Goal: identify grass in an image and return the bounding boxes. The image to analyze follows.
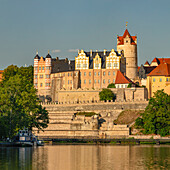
[76,112,99,117]
[114,109,144,125]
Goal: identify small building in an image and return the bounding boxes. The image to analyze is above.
[146,62,170,98]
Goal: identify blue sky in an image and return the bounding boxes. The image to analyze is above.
[0,0,170,69]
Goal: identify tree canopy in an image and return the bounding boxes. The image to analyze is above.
[135,90,170,136]
[107,83,116,88]
[0,65,49,139]
[99,89,116,101]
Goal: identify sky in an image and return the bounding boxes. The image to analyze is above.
[0,0,170,69]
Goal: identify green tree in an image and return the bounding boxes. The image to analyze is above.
[107,83,116,88]
[127,83,132,88]
[0,65,49,139]
[135,90,170,136]
[99,89,116,101]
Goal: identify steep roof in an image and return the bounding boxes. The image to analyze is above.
[117,29,137,45]
[115,70,132,84]
[147,63,170,76]
[144,61,150,66]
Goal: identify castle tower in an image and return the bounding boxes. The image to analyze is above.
[117,29,137,80]
[33,51,40,89]
[45,51,52,95]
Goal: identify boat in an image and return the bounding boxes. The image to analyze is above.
[13,128,44,147]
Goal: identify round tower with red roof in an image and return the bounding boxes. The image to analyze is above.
[117,28,137,80]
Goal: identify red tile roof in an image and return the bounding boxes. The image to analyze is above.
[151,57,170,65]
[158,58,170,64]
[147,63,170,76]
[144,61,150,66]
[138,66,140,72]
[117,29,137,45]
[115,71,132,84]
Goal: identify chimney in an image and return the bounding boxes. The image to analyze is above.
[65,58,68,63]
[104,49,107,55]
[90,50,92,57]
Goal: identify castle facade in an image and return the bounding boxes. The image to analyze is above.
[34,28,138,101]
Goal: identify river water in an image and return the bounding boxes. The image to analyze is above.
[0,145,169,170]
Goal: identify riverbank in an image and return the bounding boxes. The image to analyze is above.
[45,137,170,145]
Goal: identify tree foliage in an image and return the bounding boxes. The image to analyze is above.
[99,89,116,101]
[107,83,116,88]
[0,65,49,139]
[135,90,170,136]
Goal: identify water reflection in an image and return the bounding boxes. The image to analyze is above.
[0,145,169,170]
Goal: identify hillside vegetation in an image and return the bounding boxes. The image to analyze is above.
[114,110,144,125]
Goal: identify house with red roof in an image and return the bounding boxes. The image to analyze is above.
[146,62,170,98]
[115,70,134,88]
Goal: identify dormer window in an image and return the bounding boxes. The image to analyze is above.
[126,40,128,43]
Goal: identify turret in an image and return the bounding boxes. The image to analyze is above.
[34,51,40,89]
[117,28,137,80]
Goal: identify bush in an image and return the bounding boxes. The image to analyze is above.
[135,117,144,129]
[99,89,116,101]
[107,83,116,88]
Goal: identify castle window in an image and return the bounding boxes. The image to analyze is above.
[46,75,50,78]
[68,73,69,76]
[103,79,105,84]
[95,64,99,68]
[89,72,91,76]
[42,67,44,70]
[94,79,96,84]
[107,63,111,67]
[77,64,81,68]
[46,66,50,70]
[94,72,96,76]
[89,80,91,84]
[40,83,43,87]
[114,63,118,67]
[71,73,72,76]
[39,67,41,71]
[35,75,37,79]
[98,72,100,76]
[35,67,38,71]
[84,72,86,76]
[153,78,155,82]
[83,64,87,68]
[34,83,37,87]
[70,80,72,84]
[126,40,128,43]
[121,85,123,88]
[113,71,115,76]
[113,79,115,83]
[98,79,100,83]
[103,72,105,76]
[108,79,110,83]
[39,74,43,78]
[160,78,162,82]
[108,71,110,75]
[84,80,86,84]
[117,85,119,88]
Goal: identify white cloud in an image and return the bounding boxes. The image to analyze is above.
[52,49,61,53]
[68,49,79,52]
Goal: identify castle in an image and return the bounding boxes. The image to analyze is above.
[34,28,138,101]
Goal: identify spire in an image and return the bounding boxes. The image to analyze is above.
[126,21,128,28]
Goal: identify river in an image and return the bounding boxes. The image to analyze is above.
[0,145,169,170]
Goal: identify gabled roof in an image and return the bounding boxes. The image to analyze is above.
[115,70,132,84]
[144,61,150,66]
[117,29,137,45]
[158,58,170,64]
[147,63,170,76]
